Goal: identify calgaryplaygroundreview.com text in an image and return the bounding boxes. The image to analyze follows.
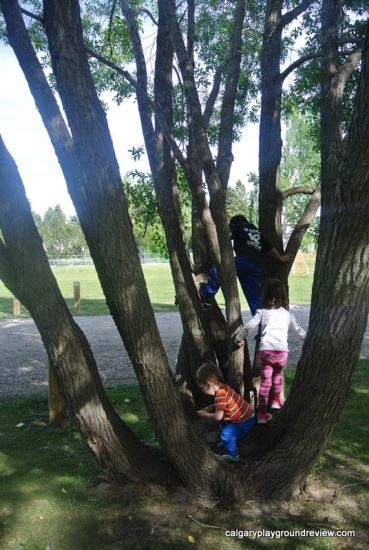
[224,528,356,540]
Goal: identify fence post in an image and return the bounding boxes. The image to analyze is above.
[13,297,21,316]
[73,281,80,313]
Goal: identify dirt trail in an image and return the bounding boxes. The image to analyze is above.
[1,306,368,396]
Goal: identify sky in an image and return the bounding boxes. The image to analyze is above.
[0,43,259,218]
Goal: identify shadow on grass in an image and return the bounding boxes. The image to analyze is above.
[1,364,369,548]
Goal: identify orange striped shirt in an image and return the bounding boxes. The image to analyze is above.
[214,384,253,423]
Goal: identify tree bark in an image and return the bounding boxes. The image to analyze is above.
[259,0,320,282]
[2,0,242,494]
[48,361,67,427]
[240,7,369,499]
[0,135,171,483]
[2,0,368,502]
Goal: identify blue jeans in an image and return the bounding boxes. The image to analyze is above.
[201,257,262,315]
[219,416,255,457]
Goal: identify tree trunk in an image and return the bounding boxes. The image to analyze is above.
[2,0,244,495]
[259,0,320,283]
[48,361,67,427]
[259,0,284,270]
[0,135,171,484]
[2,0,368,502]
[240,7,369,499]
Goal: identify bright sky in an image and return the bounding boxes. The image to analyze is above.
[0,43,259,218]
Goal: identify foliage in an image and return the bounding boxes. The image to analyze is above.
[123,163,193,258]
[281,111,321,250]
[226,178,258,224]
[33,205,88,258]
[192,0,263,142]
[283,2,368,140]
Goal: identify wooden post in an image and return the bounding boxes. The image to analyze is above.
[48,362,67,426]
[73,281,80,313]
[13,297,21,316]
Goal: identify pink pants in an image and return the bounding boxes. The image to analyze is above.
[258,350,288,416]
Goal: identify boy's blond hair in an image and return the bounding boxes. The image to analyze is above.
[196,362,224,386]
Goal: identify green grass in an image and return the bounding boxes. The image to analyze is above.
[1,360,368,549]
[0,256,315,318]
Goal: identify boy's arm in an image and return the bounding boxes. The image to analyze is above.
[197,404,215,413]
[197,408,224,421]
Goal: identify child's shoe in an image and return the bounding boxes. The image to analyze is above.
[270,401,281,410]
[222,454,240,463]
[257,412,272,424]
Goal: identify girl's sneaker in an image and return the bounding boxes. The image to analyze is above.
[270,401,281,410]
[257,412,272,424]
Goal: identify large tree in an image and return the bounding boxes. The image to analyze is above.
[0,0,368,500]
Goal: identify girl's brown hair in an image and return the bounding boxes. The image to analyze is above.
[261,278,289,309]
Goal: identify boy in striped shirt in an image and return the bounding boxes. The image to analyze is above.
[196,362,254,462]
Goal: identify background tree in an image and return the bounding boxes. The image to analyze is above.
[281,111,321,250]
[33,205,88,258]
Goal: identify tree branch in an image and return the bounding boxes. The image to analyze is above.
[141,8,158,27]
[277,186,321,281]
[203,62,225,129]
[333,46,363,91]
[20,6,43,23]
[107,0,118,57]
[281,0,317,28]
[282,186,317,200]
[119,0,159,174]
[86,49,188,174]
[216,0,247,188]
[280,51,321,82]
[187,0,195,61]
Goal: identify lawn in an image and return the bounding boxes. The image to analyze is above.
[0,255,315,318]
[0,360,368,549]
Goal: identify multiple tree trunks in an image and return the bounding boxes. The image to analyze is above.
[0,0,368,500]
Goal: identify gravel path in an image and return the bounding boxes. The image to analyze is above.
[1,306,368,397]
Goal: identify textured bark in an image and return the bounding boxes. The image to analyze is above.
[259,0,320,281]
[216,0,247,187]
[240,7,369,499]
[259,0,284,258]
[2,0,242,494]
[3,0,368,502]
[0,135,170,483]
[167,0,245,390]
[120,0,217,407]
[48,362,67,427]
